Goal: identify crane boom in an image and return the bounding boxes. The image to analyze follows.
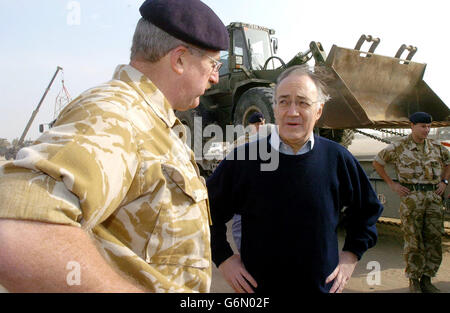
[18,66,63,145]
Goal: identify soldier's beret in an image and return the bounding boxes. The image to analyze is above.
[139,0,229,51]
[249,112,265,124]
[409,112,432,124]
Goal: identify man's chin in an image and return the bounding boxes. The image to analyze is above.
[190,98,200,109]
[176,99,200,112]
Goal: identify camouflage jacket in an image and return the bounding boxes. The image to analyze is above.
[0,65,212,292]
[375,134,450,184]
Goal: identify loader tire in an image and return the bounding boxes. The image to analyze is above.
[233,87,275,126]
[318,128,354,148]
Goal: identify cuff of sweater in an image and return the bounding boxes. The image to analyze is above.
[212,244,234,267]
[342,241,367,261]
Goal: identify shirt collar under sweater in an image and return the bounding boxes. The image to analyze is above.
[270,127,314,155]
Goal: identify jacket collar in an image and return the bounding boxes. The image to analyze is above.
[113,64,177,128]
[406,134,431,154]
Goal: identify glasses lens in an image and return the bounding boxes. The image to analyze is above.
[214,61,222,72]
[188,46,222,72]
[207,55,221,72]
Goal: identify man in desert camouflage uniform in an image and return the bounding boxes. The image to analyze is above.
[373,112,450,293]
[0,0,228,292]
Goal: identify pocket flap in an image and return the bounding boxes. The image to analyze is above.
[161,163,208,203]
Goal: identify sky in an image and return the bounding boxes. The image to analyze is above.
[0,0,448,142]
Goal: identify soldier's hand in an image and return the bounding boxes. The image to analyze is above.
[218,254,257,293]
[390,182,410,197]
[435,182,447,196]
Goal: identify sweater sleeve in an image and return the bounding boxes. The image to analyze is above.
[340,152,384,260]
[207,156,237,267]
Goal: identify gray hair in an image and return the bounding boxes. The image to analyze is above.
[130,18,186,62]
[272,64,331,108]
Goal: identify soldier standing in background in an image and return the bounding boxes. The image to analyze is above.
[373,112,450,293]
[0,0,228,292]
[247,112,266,133]
[231,112,266,148]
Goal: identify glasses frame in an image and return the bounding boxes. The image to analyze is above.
[276,97,318,111]
[187,46,222,73]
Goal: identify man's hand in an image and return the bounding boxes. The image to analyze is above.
[435,182,447,196]
[389,182,411,197]
[373,161,409,197]
[218,254,257,293]
[325,251,358,293]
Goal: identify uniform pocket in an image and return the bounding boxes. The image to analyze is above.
[144,163,210,269]
[425,159,443,181]
[397,158,419,181]
[429,192,445,235]
[161,163,208,203]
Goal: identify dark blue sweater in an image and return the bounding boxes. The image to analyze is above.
[207,135,383,293]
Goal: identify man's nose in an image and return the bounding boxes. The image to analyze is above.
[287,103,299,116]
[209,70,219,84]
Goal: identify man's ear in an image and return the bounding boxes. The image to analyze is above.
[315,102,325,121]
[170,46,188,75]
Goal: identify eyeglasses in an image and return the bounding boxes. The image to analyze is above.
[187,46,223,73]
[205,54,223,73]
[277,98,317,110]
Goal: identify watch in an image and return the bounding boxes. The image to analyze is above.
[441,179,449,185]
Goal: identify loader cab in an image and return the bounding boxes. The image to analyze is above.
[226,22,277,74]
[245,26,275,70]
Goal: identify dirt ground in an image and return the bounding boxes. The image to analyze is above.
[210,221,450,293]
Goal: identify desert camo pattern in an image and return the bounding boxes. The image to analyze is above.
[399,191,444,279]
[375,134,449,279]
[0,64,212,292]
[375,134,450,184]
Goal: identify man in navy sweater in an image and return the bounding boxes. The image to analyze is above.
[207,65,383,293]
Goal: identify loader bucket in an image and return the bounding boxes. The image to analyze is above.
[316,45,450,129]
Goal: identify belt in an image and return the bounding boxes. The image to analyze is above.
[401,183,437,192]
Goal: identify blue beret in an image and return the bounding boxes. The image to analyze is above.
[249,112,265,124]
[139,0,229,51]
[409,112,432,124]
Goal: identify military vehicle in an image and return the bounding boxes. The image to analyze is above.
[175,22,450,149]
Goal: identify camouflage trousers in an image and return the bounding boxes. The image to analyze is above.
[399,191,445,279]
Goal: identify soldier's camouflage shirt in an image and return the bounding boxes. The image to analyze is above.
[375,134,450,184]
[0,64,212,292]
